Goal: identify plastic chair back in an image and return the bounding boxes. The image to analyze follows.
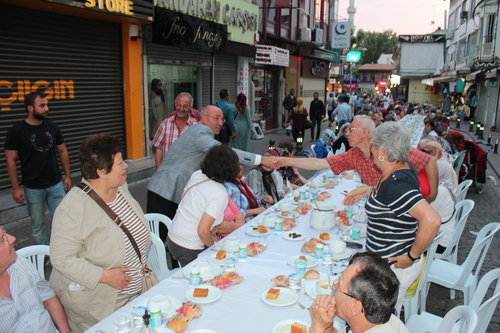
[310,144,316,157]
[335,143,346,155]
[456,179,473,202]
[16,245,50,279]
[144,213,172,237]
[469,268,500,333]
[437,305,477,333]
[456,223,500,288]
[453,151,467,180]
[436,199,475,263]
[146,232,170,281]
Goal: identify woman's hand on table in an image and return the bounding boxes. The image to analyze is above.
[261,195,274,205]
[388,254,414,269]
[342,185,371,206]
[100,267,131,290]
[310,295,337,333]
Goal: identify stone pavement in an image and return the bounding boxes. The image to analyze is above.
[3,119,500,331]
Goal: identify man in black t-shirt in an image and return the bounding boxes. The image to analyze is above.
[309,92,325,141]
[5,92,71,245]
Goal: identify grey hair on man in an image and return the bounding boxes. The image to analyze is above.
[176,92,193,106]
[353,115,375,134]
[370,121,411,163]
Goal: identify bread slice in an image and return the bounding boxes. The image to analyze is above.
[266,288,280,300]
[216,249,226,260]
[291,322,307,333]
[319,233,330,240]
[305,269,320,280]
[257,225,268,233]
[299,255,307,261]
[193,288,209,297]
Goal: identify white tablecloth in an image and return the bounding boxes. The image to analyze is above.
[86,170,365,333]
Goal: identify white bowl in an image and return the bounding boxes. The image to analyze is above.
[224,237,239,252]
[194,262,212,276]
[147,296,171,316]
[329,239,346,254]
[263,215,276,228]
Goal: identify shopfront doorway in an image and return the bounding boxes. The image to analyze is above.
[251,67,279,130]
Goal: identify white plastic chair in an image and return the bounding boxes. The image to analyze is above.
[455,179,473,202]
[435,199,475,265]
[147,232,178,281]
[469,268,500,333]
[424,222,500,306]
[334,142,346,155]
[144,213,172,238]
[401,233,443,323]
[16,245,50,279]
[453,151,467,181]
[310,144,317,157]
[406,305,478,333]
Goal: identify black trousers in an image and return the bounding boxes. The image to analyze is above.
[310,118,322,140]
[146,190,180,268]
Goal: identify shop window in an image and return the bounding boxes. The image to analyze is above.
[251,67,275,125]
[146,64,197,150]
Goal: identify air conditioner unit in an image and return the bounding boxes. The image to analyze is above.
[312,28,323,43]
[300,27,311,41]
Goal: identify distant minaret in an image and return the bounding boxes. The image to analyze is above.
[347,0,356,30]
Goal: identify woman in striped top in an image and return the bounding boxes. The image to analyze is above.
[365,122,440,308]
[49,135,152,332]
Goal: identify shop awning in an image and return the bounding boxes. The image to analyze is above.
[421,75,455,86]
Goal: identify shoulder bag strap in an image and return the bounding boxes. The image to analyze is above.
[77,182,143,262]
[180,178,211,200]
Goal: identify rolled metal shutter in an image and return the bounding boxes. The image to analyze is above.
[0,4,124,188]
[214,55,237,101]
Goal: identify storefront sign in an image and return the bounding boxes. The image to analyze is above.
[313,49,340,63]
[237,57,249,97]
[0,79,75,111]
[45,0,153,21]
[399,34,446,43]
[345,51,361,63]
[153,7,227,52]
[302,59,328,78]
[255,45,289,67]
[331,21,350,49]
[156,0,258,33]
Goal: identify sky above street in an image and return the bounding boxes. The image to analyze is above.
[337,0,450,35]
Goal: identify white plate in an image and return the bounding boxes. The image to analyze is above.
[287,255,318,268]
[207,253,237,267]
[277,211,299,219]
[188,330,217,333]
[331,248,353,260]
[183,263,223,281]
[272,319,311,333]
[245,226,273,237]
[144,295,182,320]
[281,231,306,241]
[185,285,222,304]
[261,287,298,307]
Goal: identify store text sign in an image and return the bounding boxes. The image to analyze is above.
[0,80,75,111]
[157,0,258,33]
[255,46,289,67]
[84,0,133,15]
[153,7,227,52]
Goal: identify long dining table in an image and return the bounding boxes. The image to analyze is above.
[87,169,367,333]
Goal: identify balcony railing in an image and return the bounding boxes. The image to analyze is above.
[475,41,494,61]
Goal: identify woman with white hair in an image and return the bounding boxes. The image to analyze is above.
[366,122,441,308]
[420,139,458,193]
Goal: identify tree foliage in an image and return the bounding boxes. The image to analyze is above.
[352,29,399,65]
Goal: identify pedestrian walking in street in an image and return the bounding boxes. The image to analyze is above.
[214,89,235,144]
[326,92,336,127]
[282,88,297,127]
[289,97,308,142]
[309,92,325,142]
[4,91,71,245]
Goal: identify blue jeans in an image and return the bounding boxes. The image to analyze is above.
[24,181,65,245]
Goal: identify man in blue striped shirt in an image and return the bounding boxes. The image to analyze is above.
[0,227,70,333]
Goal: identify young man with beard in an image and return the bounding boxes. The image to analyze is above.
[5,91,71,245]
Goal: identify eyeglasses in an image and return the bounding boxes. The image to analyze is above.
[1,226,9,246]
[349,127,360,131]
[332,281,359,300]
[205,115,224,122]
[175,103,191,109]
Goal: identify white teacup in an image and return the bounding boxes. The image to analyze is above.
[316,279,332,295]
[263,215,275,228]
[224,237,239,252]
[147,296,171,316]
[329,239,346,254]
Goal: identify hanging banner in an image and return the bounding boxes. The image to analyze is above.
[331,21,351,49]
[153,6,227,52]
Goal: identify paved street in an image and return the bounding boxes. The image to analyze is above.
[5,121,500,331]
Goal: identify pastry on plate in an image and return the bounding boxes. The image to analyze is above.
[305,269,320,280]
[177,302,202,318]
[215,249,226,260]
[192,288,208,297]
[266,288,280,300]
[319,233,330,240]
[271,275,290,287]
[167,314,191,333]
[257,225,268,233]
[291,322,307,333]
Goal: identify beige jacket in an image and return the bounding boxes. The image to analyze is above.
[49,180,150,332]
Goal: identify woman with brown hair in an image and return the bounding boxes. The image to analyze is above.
[289,97,308,142]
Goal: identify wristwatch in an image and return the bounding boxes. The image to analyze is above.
[407,251,419,262]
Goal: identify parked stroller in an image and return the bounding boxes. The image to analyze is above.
[449,130,488,193]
